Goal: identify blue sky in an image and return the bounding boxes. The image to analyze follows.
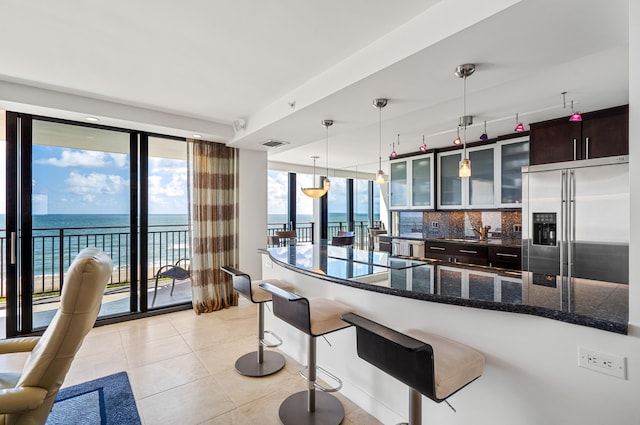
[30,145,188,215]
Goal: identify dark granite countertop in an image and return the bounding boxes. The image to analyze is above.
[265,243,627,334]
[384,234,522,248]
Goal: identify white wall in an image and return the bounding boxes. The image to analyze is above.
[628,0,639,326]
[262,254,640,425]
[237,148,268,279]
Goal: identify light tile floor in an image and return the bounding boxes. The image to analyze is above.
[2,297,383,425]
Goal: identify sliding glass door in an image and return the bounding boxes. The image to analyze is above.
[4,113,192,337]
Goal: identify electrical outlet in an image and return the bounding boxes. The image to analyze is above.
[513,224,522,232]
[431,221,438,228]
[578,346,627,379]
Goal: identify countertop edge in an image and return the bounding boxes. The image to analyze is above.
[264,250,627,335]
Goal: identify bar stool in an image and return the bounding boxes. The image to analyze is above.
[220,266,288,377]
[341,313,485,425]
[259,282,352,425]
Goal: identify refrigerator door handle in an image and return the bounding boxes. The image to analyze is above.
[585,137,589,159]
[560,170,566,283]
[573,138,577,161]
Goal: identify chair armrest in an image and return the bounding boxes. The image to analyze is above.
[0,387,48,413]
[259,282,303,301]
[0,337,40,354]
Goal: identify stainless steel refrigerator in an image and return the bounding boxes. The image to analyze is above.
[522,155,629,312]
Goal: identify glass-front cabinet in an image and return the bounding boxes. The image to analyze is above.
[390,153,434,209]
[498,136,529,207]
[390,160,408,208]
[392,137,528,210]
[466,145,495,208]
[438,151,463,208]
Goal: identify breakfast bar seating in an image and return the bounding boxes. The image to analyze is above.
[259,282,352,425]
[220,266,289,377]
[341,312,485,425]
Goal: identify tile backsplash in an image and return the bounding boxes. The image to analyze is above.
[395,210,522,240]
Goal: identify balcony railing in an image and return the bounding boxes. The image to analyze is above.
[0,224,190,299]
[267,220,382,248]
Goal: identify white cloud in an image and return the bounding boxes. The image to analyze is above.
[36,149,128,168]
[65,171,129,202]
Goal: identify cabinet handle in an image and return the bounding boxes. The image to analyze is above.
[573,138,577,161]
[429,246,446,251]
[585,137,589,159]
[459,249,477,254]
[496,252,518,258]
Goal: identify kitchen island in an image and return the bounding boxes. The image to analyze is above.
[264,242,627,333]
[259,242,636,425]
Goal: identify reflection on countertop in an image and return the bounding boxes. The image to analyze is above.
[265,243,627,334]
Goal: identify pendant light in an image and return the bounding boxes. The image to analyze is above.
[391,134,400,158]
[455,63,475,178]
[301,156,328,198]
[480,120,488,141]
[420,135,427,152]
[514,113,525,132]
[452,126,462,145]
[373,98,388,184]
[322,119,333,191]
[569,101,582,122]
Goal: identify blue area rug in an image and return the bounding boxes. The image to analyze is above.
[46,372,141,425]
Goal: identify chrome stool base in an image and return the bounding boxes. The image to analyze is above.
[279,391,345,425]
[234,350,286,377]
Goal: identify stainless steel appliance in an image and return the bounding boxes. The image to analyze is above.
[522,156,629,293]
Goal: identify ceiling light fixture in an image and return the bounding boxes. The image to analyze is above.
[391,134,400,158]
[192,134,203,139]
[569,100,582,122]
[373,98,388,184]
[453,126,462,145]
[480,120,488,141]
[322,119,333,191]
[514,113,525,132]
[455,63,475,178]
[85,116,99,122]
[420,135,427,153]
[301,156,328,198]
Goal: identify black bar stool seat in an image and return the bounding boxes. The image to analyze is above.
[260,282,352,425]
[341,312,485,425]
[221,266,290,377]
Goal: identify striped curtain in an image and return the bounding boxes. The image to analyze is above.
[188,139,239,314]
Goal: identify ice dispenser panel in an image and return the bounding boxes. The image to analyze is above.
[532,213,556,246]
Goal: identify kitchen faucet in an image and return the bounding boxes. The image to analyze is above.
[472,225,492,241]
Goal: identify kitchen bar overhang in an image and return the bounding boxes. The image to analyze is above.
[264,242,628,334]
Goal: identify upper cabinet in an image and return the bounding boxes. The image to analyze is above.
[437,138,528,210]
[498,137,529,207]
[390,153,435,209]
[529,105,628,166]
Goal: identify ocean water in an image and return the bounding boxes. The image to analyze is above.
[1,214,189,277]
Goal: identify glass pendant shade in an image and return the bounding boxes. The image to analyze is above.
[420,135,427,152]
[390,150,397,159]
[376,169,386,184]
[453,136,462,145]
[301,156,328,198]
[514,113,525,132]
[323,177,331,191]
[301,187,328,198]
[569,112,582,122]
[459,158,471,177]
[480,120,488,140]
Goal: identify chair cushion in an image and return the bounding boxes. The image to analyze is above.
[252,279,291,303]
[405,329,485,400]
[307,298,352,336]
[159,266,189,280]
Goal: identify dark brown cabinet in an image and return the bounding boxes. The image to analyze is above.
[529,105,628,166]
[488,245,521,270]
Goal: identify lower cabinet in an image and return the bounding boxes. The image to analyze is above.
[488,245,522,269]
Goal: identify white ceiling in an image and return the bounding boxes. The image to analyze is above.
[0,0,630,174]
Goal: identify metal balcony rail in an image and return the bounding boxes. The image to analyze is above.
[267,220,382,248]
[0,224,190,299]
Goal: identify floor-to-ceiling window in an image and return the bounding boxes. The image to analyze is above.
[146,136,191,309]
[4,113,191,337]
